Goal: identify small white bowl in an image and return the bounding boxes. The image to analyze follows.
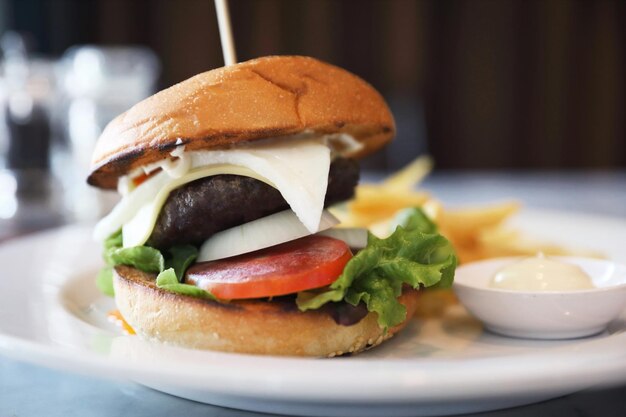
[453,257,626,339]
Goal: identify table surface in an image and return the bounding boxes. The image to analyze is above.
[1,171,625,417]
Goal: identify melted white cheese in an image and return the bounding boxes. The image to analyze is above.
[93,136,332,247]
[121,164,273,247]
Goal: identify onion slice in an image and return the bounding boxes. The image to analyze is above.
[317,228,368,250]
[197,210,340,262]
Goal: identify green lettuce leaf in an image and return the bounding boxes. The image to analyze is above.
[109,246,164,273]
[98,229,204,298]
[98,231,124,297]
[97,243,164,298]
[390,207,438,234]
[297,208,457,330]
[165,245,199,281]
[155,246,211,297]
[102,230,123,265]
[96,266,115,297]
[156,268,215,299]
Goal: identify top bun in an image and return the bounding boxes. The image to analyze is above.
[88,56,395,189]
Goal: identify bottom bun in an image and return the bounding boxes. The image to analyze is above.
[113,265,420,357]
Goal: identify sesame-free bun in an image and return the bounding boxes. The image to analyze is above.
[113,265,419,357]
[89,56,395,189]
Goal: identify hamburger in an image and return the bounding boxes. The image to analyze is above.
[89,56,456,357]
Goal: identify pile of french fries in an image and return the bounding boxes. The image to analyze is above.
[330,156,600,316]
[332,156,597,264]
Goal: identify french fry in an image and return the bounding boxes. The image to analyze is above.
[438,202,520,247]
[382,155,433,190]
[349,188,430,226]
[477,227,604,259]
[451,246,487,264]
[336,156,599,267]
[413,288,459,319]
[335,183,431,228]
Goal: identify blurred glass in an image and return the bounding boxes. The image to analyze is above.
[54,46,160,222]
[0,31,62,238]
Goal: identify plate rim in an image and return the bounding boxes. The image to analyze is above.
[1,210,626,403]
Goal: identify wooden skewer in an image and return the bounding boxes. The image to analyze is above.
[214,0,237,66]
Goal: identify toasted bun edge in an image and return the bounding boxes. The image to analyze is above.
[89,56,395,189]
[113,265,419,357]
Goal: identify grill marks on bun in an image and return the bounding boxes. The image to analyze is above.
[88,56,395,189]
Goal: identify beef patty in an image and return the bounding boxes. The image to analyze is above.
[147,158,359,249]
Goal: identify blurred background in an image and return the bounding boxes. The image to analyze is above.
[0,0,624,236]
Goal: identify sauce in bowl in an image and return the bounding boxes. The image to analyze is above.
[454,256,626,339]
[490,253,594,291]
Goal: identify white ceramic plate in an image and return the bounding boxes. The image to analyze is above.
[1,209,626,417]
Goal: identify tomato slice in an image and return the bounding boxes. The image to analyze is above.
[132,173,150,187]
[185,235,352,299]
[132,169,161,187]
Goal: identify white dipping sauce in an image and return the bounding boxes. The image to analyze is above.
[490,253,595,291]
